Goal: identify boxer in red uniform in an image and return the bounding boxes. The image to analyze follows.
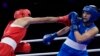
[0,9,71,56]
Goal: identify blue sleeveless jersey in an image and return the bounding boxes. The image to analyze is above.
[68,21,96,45]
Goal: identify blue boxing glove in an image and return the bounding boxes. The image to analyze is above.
[43,32,57,45]
[69,11,79,31]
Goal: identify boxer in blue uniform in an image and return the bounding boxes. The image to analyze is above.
[43,5,100,56]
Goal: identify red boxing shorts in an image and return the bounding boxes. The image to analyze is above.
[0,43,15,56]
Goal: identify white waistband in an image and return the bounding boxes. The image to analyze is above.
[64,37,87,51]
[1,37,17,50]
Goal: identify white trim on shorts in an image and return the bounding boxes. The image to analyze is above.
[1,37,17,50]
[64,37,87,51]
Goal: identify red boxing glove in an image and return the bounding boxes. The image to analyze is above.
[15,42,31,53]
[57,15,71,26]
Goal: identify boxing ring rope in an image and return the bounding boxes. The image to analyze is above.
[16,34,100,56]
[16,49,100,56]
[21,34,100,43]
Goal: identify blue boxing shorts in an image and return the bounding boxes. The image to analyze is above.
[57,38,88,56]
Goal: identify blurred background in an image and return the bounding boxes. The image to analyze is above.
[0,0,100,56]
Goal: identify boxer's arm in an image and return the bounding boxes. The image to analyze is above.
[43,26,70,45]
[10,16,70,27]
[29,15,71,26]
[56,26,70,36]
[29,17,59,24]
[74,27,99,43]
[11,17,59,27]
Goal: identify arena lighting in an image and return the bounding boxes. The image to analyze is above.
[2,2,8,8]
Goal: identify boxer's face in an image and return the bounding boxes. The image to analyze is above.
[82,11,91,22]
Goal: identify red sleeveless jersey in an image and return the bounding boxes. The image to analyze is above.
[2,21,27,43]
